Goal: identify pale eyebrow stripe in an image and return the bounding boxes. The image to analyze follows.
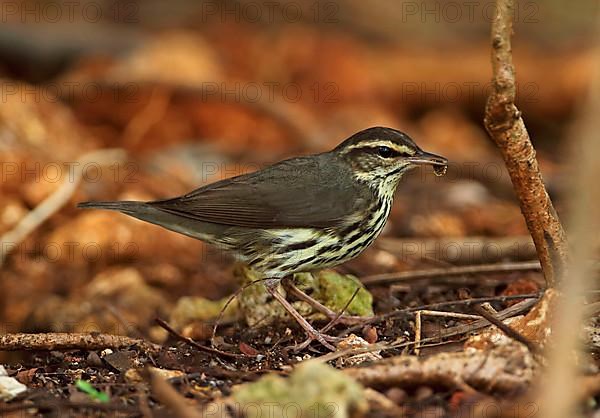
[343,141,415,155]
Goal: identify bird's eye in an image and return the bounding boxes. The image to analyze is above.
[377,146,395,158]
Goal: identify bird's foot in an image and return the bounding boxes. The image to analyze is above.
[292,330,342,353]
[282,279,372,325]
[265,281,339,352]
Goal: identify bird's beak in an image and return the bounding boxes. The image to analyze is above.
[407,150,448,176]
[407,150,448,167]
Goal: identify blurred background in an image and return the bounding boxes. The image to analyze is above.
[0,0,597,342]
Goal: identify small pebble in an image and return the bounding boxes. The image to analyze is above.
[415,386,434,401]
[86,352,103,367]
[362,326,378,344]
[385,387,407,405]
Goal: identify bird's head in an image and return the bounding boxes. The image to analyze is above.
[334,127,448,193]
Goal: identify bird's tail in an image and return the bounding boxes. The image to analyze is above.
[77,200,217,241]
[77,201,147,214]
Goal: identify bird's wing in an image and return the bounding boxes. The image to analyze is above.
[149,155,370,229]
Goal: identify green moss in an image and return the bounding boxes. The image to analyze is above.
[232,361,366,418]
[310,270,374,317]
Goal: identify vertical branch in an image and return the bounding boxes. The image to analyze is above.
[484,0,568,287]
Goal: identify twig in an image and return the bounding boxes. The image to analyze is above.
[155,318,244,359]
[320,287,361,333]
[360,260,541,286]
[211,277,272,346]
[435,297,538,340]
[414,310,481,355]
[484,0,568,287]
[418,310,481,321]
[409,293,541,312]
[414,311,422,355]
[479,302,499,315]
[321,297,539,364]
[373,298,537,352]
[0,148,126,267]
[472,304,541,355]
[0,332,161,353]
[285,280,369,324]
[149,368,206,418]
[362,388,407,416]
[339,292,541,336]
[291,295,355,352]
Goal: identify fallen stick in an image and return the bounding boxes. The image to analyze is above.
[471,304,541,355]
[0,332,161,353]
[414,309,485,354]
[345,341,534,395]
[155,318,244,359]
[150,368,207,418]
[436,297,538,340]
[418,310,481,321]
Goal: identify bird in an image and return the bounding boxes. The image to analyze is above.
[78,126,448,350]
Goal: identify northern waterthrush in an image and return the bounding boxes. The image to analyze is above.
[79,126,448,349]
